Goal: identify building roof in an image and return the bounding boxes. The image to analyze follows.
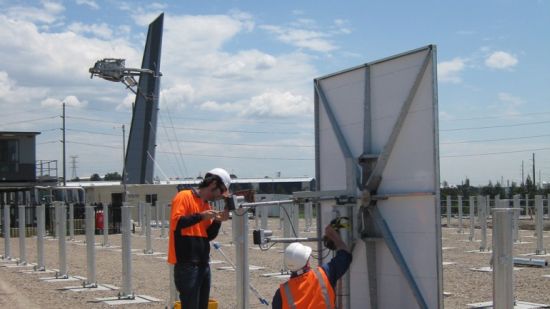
[64,177,314,188]
[0,131,41,136]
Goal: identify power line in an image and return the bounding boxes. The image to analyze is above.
[0,115,58,127]
[66,128,121,136]
[157,150,313,161]
[440,133,550,145]
[158,138,314,148]
[441,120,550,132]
[442,110,550,122]
[441,146,550,158]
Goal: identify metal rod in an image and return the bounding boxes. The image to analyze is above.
[85,205,97,287]
[160,202,167,238]
[17,205,27,265]
[56,202,68,278]
[233,207,249,309]
[35,203,45,270]
[446,195,451,227]
[457,196,463,233]
[3,204,11,259]
[120,204,134,298]
[103,202,109,247]
[144,202,153,254]
[492,208,514,309]
[478,195,488,251]
[535,195,546,255]
[469,196,475,241]
[512,195,520,243]
[68,203,74,241]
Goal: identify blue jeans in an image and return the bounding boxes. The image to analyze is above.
[174,263,211,309]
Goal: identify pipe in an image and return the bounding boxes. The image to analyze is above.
[513,257,548,268]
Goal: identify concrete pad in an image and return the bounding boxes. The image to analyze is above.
[94,294,161,305]
[40,275,81,283]
[442,247,456,250]
[134,251,165,256]
[209,260,224,264]
[466,250,492,254]
[443,292,452,297]
[217,265,265,271]
[261,271,290,279]
[2,263,35,268]
[467,300,549,308]
[469,267,521,273]
[542,275,550,279]
[61,283,118,292]
[443,261,457,266]
[21,269,56,274]
[520,252,550,257]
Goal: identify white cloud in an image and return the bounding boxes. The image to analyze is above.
[261,25,336,52]
[68,22,113,39]
[438,58,465,83]
[75,0,99,10]
[40,95,87,108]
[160,84,195,110]
[200,91,312,118]
[485,51,518,69]
[6,1,64,24]
[497,92,524,115]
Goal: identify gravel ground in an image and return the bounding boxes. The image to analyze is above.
[0,217,549,308]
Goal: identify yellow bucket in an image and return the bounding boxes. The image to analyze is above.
[174,299,218,309]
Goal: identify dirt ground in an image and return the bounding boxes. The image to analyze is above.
[0,216,549,308]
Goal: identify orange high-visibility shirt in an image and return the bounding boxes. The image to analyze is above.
[280,267,336,309]
[167,190,213,264]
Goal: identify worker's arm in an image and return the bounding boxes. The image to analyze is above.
[321,225,353,286]
[271,289,282,309]
[175,210,218,231]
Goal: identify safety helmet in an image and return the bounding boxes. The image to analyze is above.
[206,168,231,191]
[284,242,312,272]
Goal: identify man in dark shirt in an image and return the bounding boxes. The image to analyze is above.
[272,224,352,308]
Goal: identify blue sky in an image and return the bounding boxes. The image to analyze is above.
[0,0,548,186]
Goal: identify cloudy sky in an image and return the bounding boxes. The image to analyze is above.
[0,0,548,186]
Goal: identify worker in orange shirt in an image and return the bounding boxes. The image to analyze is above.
[168,168,232,309]
[271,224,352,309]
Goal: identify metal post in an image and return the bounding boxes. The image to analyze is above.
[3,204,11,259]
[169,264,176,307]
[144,202,153,254]
[524,194,529,217]
[17,205,27,265]
[139,202,146,236]
[512,195,520,243]
[120,204,134,299]
[56,202,68,278]
[535,195,546,255]
[84,205,97,287]
[446,195,451,227]
[233,207,249,309]
[304,201,312,232]
[160,203,167,238]
[492,208,514,309]
[35,203,45,270]
[155,202,160,228]
[478,195,487,251]
[457,196,463,233]
[69,203,74,241]
[469,196,475,241]
[260,203,269,230]
[103,203,109,247]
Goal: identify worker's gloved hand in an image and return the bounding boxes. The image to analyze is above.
[214,209,230,222]
[200,210,218,221]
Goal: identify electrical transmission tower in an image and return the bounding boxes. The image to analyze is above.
[70,155,78,180]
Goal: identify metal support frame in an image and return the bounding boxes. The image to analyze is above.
[35,203,46,271]
[103,202,110,247]
[458,196,463,233]
[55,202,68,278]
[3,204,11,259]
[119,204,134,299]
[233,207,249,309]
[144,202,153,254]
[469,196,475,241]
[535,195,546,255]
[492,208,514,309]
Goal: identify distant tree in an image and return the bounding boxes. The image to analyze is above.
[90,173,101,181]
[104,172,122,181]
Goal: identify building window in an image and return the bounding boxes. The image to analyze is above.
[0,139,19,173]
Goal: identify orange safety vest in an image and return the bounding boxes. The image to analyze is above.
[280,267,336,309]
[167,190,213,264]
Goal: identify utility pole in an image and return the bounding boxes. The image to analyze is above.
[70,155,78,180]
[521,160,524,186]
[532,153,536,189]
[62,102,66,186]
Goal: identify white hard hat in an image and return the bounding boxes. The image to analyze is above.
[207,168,231,190]
[284,242,312,272]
